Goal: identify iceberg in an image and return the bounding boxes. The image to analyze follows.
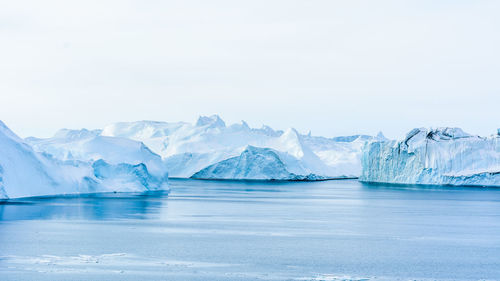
[92,160,168,190]
[102,115,382,180]
[26,128,168,179]
[24,115,381,181]
[0,121,168,199]
[192,146,326,180]
[360,127,500,187]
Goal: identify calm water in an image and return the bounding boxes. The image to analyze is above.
[1,179,500,281]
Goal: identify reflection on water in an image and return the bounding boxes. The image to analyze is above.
[1,179,500,281]
[0,190,170,221]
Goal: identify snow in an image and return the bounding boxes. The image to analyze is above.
[0,121,168,199]
[360,127,500,187]
[102,115,381,180]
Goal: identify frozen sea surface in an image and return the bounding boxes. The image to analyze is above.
[1,179,500,280]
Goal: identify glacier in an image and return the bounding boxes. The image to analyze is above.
[101,115,384,180]
[360,127,500,187]
[0,121,168,199]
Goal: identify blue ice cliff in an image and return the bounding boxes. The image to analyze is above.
[360,128,500,187]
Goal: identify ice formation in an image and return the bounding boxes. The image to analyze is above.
[102,115,382,179]
[27,128,168,179]
[360,128,500,187]
[0,121,168,199]
[4,115,496,189]
[192,146,326,180]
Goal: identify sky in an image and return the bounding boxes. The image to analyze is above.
[1,0,499,139]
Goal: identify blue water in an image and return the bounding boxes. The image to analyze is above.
[1,179,500,280]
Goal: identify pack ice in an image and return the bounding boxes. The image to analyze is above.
[360,128,500,187]
[0,121,168,199]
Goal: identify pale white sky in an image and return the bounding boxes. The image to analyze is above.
[1,0,499,139]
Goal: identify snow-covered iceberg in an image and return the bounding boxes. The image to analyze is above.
[192,146,326,180]
[0,121,168,199]
[26,128,168,179]
[360,127,500,187]
[102,115,383,180]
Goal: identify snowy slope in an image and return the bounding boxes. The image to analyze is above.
[0,121,168,199]
[360,128,500,187]
[102,115,381,179]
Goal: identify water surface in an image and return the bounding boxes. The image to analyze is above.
[1,179,500,280]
